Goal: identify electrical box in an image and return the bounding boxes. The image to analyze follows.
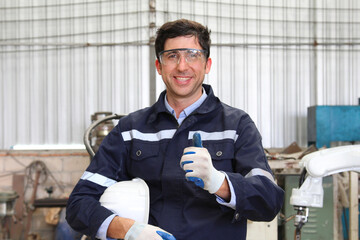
[308,106,360,148]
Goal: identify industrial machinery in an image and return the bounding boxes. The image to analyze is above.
[0,191,18,239]
[290,145,360,239]
[84,112,125,159]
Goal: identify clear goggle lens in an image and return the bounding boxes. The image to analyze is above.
[159,48,207,65]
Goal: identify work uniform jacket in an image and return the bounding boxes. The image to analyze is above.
[66,84,284,240]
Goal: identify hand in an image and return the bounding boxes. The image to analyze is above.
[124,222,176,240]
[180,135,225,194]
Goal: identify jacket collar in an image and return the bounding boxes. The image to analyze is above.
[147,84,219,124]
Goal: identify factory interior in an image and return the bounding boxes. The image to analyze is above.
[0,0,359,239]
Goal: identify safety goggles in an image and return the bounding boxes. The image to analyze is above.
[159,48,208,66]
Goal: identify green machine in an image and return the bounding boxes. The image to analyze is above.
[286,145,360,240]
[284,175,334,240]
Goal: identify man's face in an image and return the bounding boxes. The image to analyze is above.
[155,36,212,105]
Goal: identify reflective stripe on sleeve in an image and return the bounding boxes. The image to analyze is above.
[121,129,177,142]
[80,171,117,187]
[188,130,239,142]
[245,168,276,184]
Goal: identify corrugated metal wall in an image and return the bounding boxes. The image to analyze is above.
[1,0,359,149]
[0,0,151,148]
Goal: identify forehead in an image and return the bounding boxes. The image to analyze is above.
[163,35,202,51]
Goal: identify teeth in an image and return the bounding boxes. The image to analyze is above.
[176,77,190,81]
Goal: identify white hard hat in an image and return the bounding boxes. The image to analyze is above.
[99,178,149,223]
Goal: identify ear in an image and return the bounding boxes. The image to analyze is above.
[155,59,162,75]
[205,57,212,74]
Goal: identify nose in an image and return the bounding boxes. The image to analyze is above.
[176,54,189,71]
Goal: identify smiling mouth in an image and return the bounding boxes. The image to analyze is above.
[174,76,192,82]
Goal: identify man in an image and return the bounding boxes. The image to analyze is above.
[66,19,284,240]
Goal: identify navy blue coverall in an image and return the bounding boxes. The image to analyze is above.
[66,84,284,240]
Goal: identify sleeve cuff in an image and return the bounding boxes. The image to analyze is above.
[215,172,236,210]
[96,214,117,240]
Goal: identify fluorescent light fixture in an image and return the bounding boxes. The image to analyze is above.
[11,144,86,150]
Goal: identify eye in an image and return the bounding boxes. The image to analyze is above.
[165,52,179,59]
[187,50,202,60]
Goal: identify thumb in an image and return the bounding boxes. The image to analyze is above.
[192,132,203,147]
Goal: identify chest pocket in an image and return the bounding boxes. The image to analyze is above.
[129,140,161,180]
[203,142,234,172]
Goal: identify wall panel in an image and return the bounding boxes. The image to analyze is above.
[0,0,150,149]
[1,0,360,149]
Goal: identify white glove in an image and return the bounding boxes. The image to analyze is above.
[180,146,225,194]
[124,222,176,240]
